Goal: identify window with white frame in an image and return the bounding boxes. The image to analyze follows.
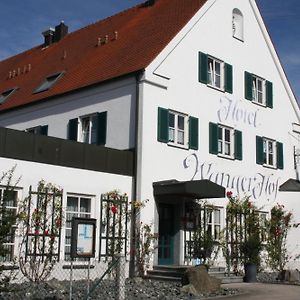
[80,114,98,144]
[218,125,233,157]
[208,57,223,89]
[258,211,268,242]
[65,195,92,260]
[168,111,188,147]
[0,189,18,262]
[252,75,265,105]
[207,207,221,241]
[263,138,276,167]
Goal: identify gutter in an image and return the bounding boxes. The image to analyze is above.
[129,70,144,277]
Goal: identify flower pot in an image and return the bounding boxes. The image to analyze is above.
[244,263,257,282]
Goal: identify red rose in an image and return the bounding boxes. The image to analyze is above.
[111,206,117,214]
[44,230,49,235]
[226,191,233,198]
[35,230,39,235]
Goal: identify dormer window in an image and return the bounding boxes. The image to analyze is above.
[33,71,64,94]
[232,9,244,41]
[0,88,17,104]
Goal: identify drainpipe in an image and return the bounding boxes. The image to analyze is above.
[129,70,144,277]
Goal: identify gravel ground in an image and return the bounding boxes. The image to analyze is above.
[0,277,240,300]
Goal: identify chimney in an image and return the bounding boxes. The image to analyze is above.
[42,28,55,47]
[54,21,68,42]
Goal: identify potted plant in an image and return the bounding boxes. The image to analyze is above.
[240,234,262,282]
[240,205,262,282]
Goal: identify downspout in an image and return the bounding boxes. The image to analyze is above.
[129,70,144,277]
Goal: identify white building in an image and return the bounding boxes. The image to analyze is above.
[0,0,299,273]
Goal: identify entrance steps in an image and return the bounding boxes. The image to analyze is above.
[145,265,243,284]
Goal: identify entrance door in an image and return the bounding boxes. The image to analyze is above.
[158,203,175,265]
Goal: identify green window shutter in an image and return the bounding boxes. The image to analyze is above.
[234,130,243,160]
[40,125,48,136]
[209,122,218,154]
[276,142,284,169]
[225,63,233,94]
[256,136,264,165]
[266,81,273,108]
[198,52,208,84]
[68,118,78,141]
[189,116,199,150]
[157,107,169,143]
[245,71,253,100]
[96,111,107,145]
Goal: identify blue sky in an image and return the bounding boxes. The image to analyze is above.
[0,0,299,101]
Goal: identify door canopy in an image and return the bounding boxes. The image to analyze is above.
[279,178,300,192]
[153,179,225,199]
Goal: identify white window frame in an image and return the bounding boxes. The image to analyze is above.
[263,138,276,168]
[0,188,18,262]
[252,75,266,105]
[168,111,188,148]
[207,56,224,90]
[79,114,97,144]
[64,194,93,261]
[218,125,234,158]
[207,207,222,241]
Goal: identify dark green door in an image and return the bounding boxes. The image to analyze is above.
[158,203,175,265]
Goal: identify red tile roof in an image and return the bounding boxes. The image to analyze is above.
[0,0,207,112]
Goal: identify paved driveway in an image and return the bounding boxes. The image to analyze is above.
[212,283,300,300]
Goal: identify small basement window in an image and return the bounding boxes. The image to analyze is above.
[0,88,17,104]
[33,71,64,93]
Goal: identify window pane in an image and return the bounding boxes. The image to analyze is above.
[67,197,78,212]
[91,115,98,144]
[80,198,91,213]
[218,140,222,153]
[178,115,184,130]
[225,129,230,142]
[168,128,175,142]
[3,190,17,207]
[169,113,175,128]
[215,62,221,75]
[177,130,184,145]
[225,142,230,155]
[215,74,221,88]
[214,210,220,224]
[82,117,90,143]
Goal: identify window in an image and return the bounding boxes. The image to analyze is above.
[232,9,244,41]
[258,212,268,242]
[208,57,223,89]
[218,125,233,157]
[245,72,273,108]
[157,107,198,150]
[0,88,17,105]
[64,195,92,260]
[207,207,221,241]
[68,111,107,145]
[168,111,187,146]
[256,136,283,169]
[263,138,276,167]
[198,52,233,93]
[209,122,242,160]
[0,189,18,262]
[26,125,48,136]
[34,71,64,93]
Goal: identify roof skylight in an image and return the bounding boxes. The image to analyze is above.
[33,71,64,94]
[0,88,17,104]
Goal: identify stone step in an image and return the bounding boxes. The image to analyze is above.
[146,265,243,284]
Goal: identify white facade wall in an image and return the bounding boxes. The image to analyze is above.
[137,0,300,267]
[0,77,137,150]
